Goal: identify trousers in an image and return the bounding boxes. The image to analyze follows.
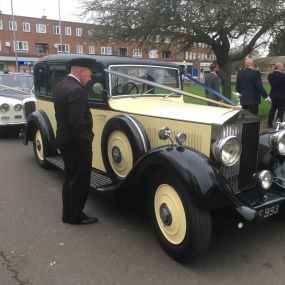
[267,99,285,126]
[60,143,92,223]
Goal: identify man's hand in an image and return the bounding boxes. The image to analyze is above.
[265,96,272,104]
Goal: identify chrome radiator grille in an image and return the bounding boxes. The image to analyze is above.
[220,121,260,193]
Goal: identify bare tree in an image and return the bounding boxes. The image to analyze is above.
[79,0,285,99]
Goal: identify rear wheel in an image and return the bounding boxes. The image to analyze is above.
[32,129,51,169]
[148,171,212,262]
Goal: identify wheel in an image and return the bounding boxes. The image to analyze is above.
[122,82,139,94]
[112,82,139,95]
[101,115,150,182]
[148,171,212,262]
[32,129,51,169]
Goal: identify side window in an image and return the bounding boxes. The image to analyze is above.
[88,72,106,101]
[34,65,47,95]
[48,65,68,96]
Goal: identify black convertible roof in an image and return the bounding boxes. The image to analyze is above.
[35,54,180,69]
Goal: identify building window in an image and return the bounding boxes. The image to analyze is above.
[53,25,60,35]
[118,48,127,57]
[133,48,142,58]
[65,27,72,36]
[22,22,30,32]
[15,41,28,52]
[35,43,48,54]
[36,24,46,33]
[101,46,112,55]
[9,21,17,31]
[162,50,171,59]
[89,46,95,54]
[88,29,94,37]
[76,27,82,37]
[76,45,83,54]
[149,49,158,59]
[0,19,3,30]
[57,44,70,54]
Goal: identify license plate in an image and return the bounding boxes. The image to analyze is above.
[257,204,280,218]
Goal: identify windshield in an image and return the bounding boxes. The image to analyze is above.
[109,65,180,97]
[0,74,33,93]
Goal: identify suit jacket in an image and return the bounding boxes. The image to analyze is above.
[53,76,94,148]
[204,72,220,100]
[236,68,268,105]
[268,71,285,100]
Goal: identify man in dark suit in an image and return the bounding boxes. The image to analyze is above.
[54,57,98,225]
[204,62,221,106]
[267,62,285,127]
[236,58,269,115]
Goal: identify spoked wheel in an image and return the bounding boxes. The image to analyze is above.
[32,129,51,169]
[148,171,212,262]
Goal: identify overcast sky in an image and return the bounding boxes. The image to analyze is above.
[0,0,84,22]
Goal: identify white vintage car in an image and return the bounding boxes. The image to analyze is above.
[0,72,35,134]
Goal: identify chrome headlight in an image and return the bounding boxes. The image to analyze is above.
[269,130,285,155]
[213,136,241,166]
[175,132,187,145]
[14,104,23,112]
[255,170,272,190]
[0,103,10,113]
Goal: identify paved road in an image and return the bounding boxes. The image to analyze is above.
[1,133,285,285]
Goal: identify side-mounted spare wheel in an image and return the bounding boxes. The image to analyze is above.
[101,115,150,182]
[148,171,212,262]
[33,128,52,169]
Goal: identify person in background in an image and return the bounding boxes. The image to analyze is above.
[236,58,270,115]
[204,61,221,106]
[267,62,285,127]
[54,57,98,225]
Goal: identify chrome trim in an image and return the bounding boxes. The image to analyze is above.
[124,114,148,153]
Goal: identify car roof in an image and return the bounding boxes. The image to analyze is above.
[35,54,180,69]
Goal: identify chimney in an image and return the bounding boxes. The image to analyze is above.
[42,15,47,19]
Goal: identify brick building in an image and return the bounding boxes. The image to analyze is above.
[0,11,216,77]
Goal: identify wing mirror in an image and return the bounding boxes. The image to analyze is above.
[93,83,104,96]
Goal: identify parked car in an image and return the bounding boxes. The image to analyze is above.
[24,54,285,262]
[0,72,35,135]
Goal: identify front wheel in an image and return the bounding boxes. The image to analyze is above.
[32,129,51,169]
[148,171,212,262]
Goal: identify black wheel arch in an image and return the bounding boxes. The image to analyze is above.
[118,145,242,211]
[24,110,58,157]
[101,114,150,182]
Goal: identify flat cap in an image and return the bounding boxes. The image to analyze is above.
[69,57,96,70]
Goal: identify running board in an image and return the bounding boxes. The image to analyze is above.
[46,156,115,192]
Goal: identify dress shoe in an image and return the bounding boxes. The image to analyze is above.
[69,216,98,225]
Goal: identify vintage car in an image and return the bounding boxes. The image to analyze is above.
[24,54,285,262]
[0,72,35,134]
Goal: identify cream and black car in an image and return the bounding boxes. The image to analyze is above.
[24,54,285,262]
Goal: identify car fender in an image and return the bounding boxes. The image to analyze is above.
[118,145,242,210]
[24,110,58,156]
